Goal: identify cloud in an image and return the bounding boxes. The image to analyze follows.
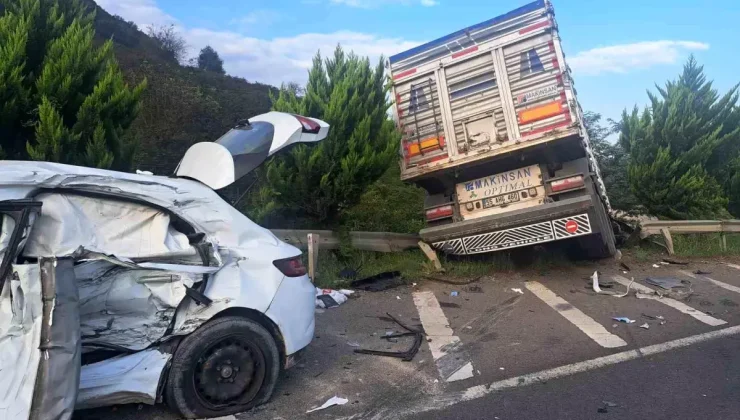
[184,29,422,86]
[94,0,175,26]
[94,0,422,86]
[231,10,281,28]
[330,0,438,8]
[569,40,709,75]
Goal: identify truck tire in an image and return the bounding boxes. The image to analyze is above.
[165,316,280,419]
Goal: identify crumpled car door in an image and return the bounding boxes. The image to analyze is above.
[0,200,81,420]
[175,111,330,189]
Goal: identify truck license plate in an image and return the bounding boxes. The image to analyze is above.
[483,192,520,208]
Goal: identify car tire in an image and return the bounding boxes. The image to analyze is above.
[165,316,280,419]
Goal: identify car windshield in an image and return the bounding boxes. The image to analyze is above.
[215,121,274,180]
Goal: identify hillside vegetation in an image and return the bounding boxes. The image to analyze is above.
[80,0,275,174]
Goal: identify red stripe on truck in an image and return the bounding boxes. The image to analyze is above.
[393,68,417,80]
[548,40,555,52]
[452,46,479,59]
[519,21,550,34]
[551,57,560,70]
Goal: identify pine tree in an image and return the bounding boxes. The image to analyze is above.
[249,46,399,226]
[0,0,146,169]
[197,45,225,74]
[620,56,739,219]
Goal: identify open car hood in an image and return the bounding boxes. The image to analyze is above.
[175,112,329,189]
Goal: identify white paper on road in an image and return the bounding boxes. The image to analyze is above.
[306,396,348,413]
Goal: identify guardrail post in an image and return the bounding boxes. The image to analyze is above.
[721,232,727,252]
[660,228,675,255]
[308,233,319,282]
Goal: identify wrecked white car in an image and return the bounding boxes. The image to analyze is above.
[0,112,329,419]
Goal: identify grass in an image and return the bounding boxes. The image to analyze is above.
[673,233,740,257]
[311,249,513,289]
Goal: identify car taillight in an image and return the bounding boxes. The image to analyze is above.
[293,115,321,134]
[273,256,307,277]
[550,175,584,192]
[425,205,454,221]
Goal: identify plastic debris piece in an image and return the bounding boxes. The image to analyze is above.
[694,269,712,275]
[612,317,635,324]
[652,264,660,268]
[499,367,505,371]
[396,296,401,300]
[412,282,417,287]
[659,261,670,265]
[451,291,459,297]
[511,288,524,295]
[660,321,667,325]
[306,396,349,413]
[315,288,349,309]
[639,323,649,329]
[592,271,602,293]
[657,315,664,320]
[603,401,619,408]
[645,277,684,290]
[347,341,360,347]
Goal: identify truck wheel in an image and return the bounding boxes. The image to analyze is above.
[165,316,280,419]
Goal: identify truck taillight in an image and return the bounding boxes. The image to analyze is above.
[550,175,584,192]
[273,256,307,277]
[425,205,454,221]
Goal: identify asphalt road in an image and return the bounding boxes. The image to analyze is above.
[75,254,740,420]
[411,335,740,420]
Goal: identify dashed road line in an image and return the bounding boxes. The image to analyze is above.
[351,325,740,420]
[412,290,475,382]
[612,275,727,326]
[524,281,627,348]
[679,270,740,294]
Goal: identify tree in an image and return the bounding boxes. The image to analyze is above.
[619,56,740,219]
[249,46,400,226]
[584,111,638,211]
[0,0,146,169]
[146,23,187,63]
[197,45,225,74]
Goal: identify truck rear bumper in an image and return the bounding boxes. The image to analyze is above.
[420,196,594,255]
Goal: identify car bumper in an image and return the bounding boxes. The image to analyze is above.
[421,196,595,255]
[265,274,316,357]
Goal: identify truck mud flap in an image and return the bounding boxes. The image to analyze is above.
[433,213,591,255]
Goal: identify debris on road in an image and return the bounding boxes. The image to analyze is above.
[592,271,632,297]
[351,271,404,292]
[306,396,349,413]
[451,291,459,297]
[652,264,661,268]
[424,274,487,285]
[315,288,353,309]
[603,401,619,408]
[347,341,360,347]
[620,262,631,272]
[645,277,686,290]
[612,317,636,324]
[467,285,484,293]
[439,301,462,309]
[694,269,712,275]
[639,323,650,329]
[511,288,524,295]
[354,313,422,362]
[663,258,689,265]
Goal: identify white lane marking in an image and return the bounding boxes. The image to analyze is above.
[524,281,627,348]
[679,270,740,294]
[726,263,740,271]
[412,290,475,382]
[350,325,740,420]
[612,275,727,326]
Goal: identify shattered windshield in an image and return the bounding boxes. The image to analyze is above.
[215,121,274,180]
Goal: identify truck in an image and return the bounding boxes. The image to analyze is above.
[389,0,616,258]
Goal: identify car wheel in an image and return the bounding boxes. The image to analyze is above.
[165,316,280,419]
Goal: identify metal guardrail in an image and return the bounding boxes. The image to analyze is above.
[639,220,740,254]
[640,220,740,236]
[270,230,420,253]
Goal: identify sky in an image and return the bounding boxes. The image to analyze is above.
[94,0,740,124]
